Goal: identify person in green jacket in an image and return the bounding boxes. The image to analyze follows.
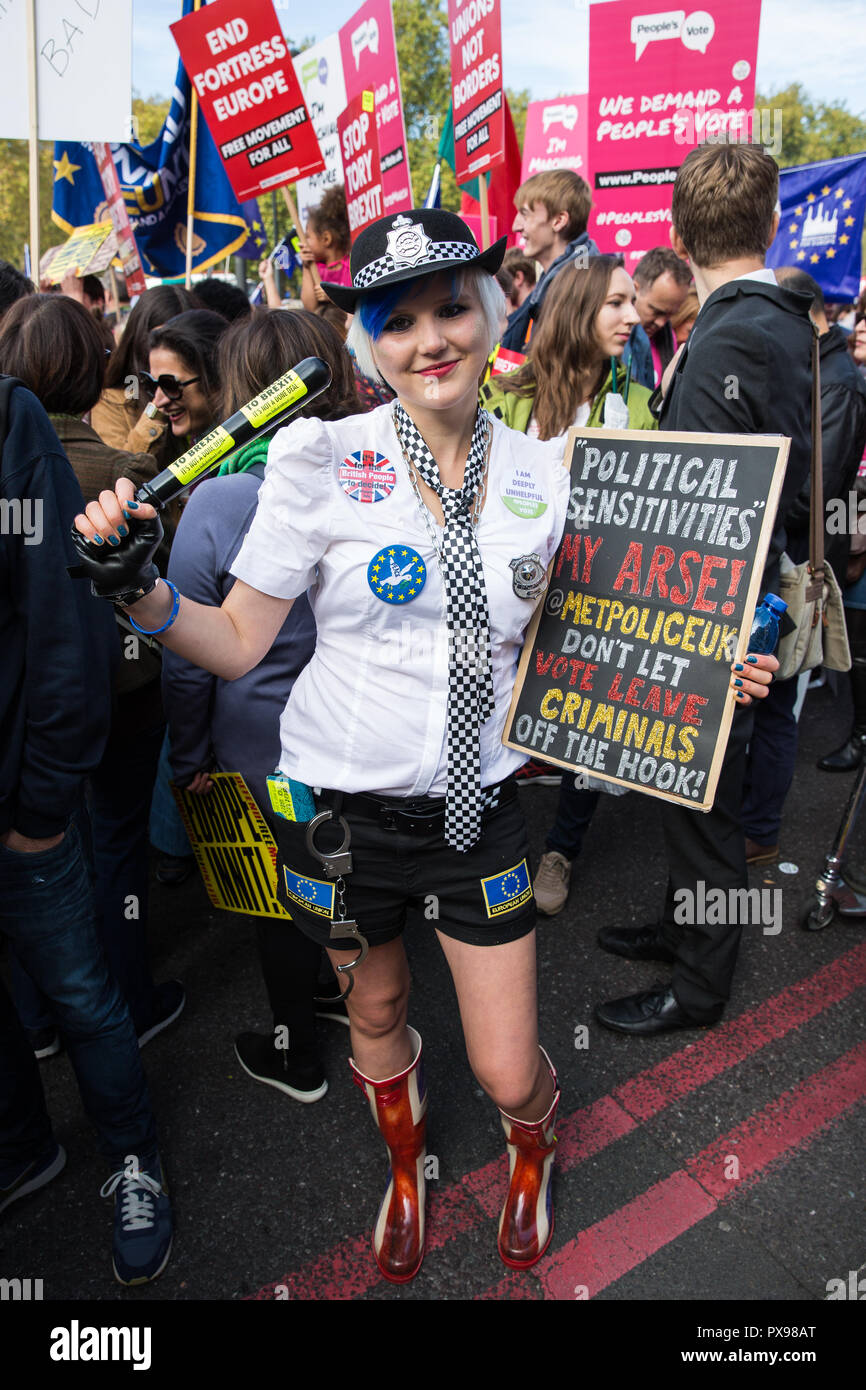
[481,252,657,437]
[482,253,658,917]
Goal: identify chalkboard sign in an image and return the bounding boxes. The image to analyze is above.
[504,428,790,811]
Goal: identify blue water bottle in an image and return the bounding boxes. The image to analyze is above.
[749,593,788,654]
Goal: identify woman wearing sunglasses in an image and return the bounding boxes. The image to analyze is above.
[71,210,776,1286]
[142,309,228,445]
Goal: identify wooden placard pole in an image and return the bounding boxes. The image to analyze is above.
[478,175,490,251]
[25,0,40,279]
[282,185,320,289]
[185,0,203,289]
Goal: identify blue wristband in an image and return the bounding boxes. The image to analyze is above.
[127,578,181,635]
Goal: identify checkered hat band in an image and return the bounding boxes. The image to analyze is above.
[353,241,481,290]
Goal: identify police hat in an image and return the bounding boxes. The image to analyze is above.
[320,208,507,313]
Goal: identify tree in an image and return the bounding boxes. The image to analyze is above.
[0,140,58,271]
[755,83,866,168]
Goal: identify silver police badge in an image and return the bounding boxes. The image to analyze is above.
[386,216,432,268]
[509,554,547,601]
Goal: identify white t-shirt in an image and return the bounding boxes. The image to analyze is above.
[527,398,591,445]
[231,403,571,796]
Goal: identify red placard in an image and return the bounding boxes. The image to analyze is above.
[339,0,412,217]
[588,0,761,271]
[520,96,589,183]
[170,0,325,202]
[91,142,148,299]
[338,92,384,242]
[448,0,504,185]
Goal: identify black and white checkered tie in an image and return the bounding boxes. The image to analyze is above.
[393,402,495,851]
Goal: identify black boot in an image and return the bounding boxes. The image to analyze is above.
[818,610,866,771]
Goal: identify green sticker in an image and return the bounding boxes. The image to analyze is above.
[500,465,548,519]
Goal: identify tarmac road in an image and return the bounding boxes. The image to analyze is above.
[1,677,863,1356]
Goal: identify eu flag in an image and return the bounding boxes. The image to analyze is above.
[480,859,533,918]
[52,0,266,279]
[281,867,335,919]
[766,153,866,301]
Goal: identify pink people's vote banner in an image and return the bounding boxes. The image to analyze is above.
[588,0,761,270]
[520,95,589,183]
[339,0,412,215]
[448,0,504,185]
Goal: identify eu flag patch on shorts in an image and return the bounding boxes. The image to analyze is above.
[480,859,533,917]
[282,867,335,918]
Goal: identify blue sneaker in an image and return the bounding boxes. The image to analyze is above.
[101,1153,173,1285]
[0,1141,66,1216]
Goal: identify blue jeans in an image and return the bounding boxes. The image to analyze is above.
[0,818,157,1171]
[545,780,602,860]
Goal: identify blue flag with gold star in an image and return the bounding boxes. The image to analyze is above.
[766,153,866,301]
[52,0,266,278]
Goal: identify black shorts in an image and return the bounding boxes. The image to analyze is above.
[271,787,537,951]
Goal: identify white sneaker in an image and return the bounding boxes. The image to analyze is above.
[533,852,572,916]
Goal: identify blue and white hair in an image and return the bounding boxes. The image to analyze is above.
[346,267,506,384]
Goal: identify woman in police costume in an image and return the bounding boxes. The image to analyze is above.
[71,209,775,1285]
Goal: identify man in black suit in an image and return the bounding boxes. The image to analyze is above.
[596,144,807,1035]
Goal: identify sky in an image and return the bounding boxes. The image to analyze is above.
[132,0,866,117]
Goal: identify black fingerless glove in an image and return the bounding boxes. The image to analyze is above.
[69,513,164,606]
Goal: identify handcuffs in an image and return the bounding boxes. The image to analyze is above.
[304,804,368,1002]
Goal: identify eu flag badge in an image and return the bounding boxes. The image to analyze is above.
[480,859,533,917]
[282,867,335,918]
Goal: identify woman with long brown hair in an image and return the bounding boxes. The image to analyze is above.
[482,253,656,440]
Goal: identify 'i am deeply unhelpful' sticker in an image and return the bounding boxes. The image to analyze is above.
[367,546,427,603]
[339,450,397,502]
[500,465,548,519]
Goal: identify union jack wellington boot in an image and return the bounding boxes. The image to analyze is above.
[497,1047,560,1269]
[350,1027,427,1283]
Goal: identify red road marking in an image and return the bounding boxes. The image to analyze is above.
[249,943,866,1300]
[537,1041,866,1301]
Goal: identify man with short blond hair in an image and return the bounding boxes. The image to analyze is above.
[502,169,597,351]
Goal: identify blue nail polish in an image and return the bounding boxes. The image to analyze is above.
[108,535,120,546]
[126,500,140,509]
[92,534,104,545]
[733,663,744,672]
[746,655,758,664]
[734,678,743,687]
[117,524,128,537]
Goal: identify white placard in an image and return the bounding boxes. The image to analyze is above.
[0,0,132,141]
[291,32,347,233]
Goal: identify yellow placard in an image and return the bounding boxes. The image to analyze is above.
[168,426,235,487]
[45,222,114,283]
[171,772,290,919]
[362,90,375,112]
[240,370,308,429]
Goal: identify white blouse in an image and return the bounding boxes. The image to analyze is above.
[230,403,570,796]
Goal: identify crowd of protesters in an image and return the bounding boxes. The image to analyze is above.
[2,147,865,1289]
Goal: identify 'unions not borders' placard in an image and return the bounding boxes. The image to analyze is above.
[504,428,789,811]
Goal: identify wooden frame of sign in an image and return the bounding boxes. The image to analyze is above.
[504,427,790,812]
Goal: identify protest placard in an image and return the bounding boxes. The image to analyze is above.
[504,427,789,810]
[587,0,761,270]
[41,222,114,283]
[338,91,384,240]
[448,0,504,184]
[91,143,148,299]
[171,0,325,202]
[172,772,289,920]
[520,95,588,182]
[292,33,348,232]
[0,0,132,141]
[339,0,412,216]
